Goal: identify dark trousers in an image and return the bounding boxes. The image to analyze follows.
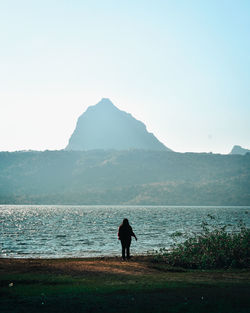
[121,239,131,259]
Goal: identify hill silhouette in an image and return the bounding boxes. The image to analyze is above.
[0,150,249,205]
[66,98,170,151]
[230,145,250,155]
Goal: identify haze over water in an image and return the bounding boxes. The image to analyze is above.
[1,205,249,258]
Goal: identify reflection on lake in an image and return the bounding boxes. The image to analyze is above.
[0,205,249,258]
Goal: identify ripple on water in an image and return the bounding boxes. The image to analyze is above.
[0,205,249,258]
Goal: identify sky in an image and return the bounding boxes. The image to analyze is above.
[0,0,249,154]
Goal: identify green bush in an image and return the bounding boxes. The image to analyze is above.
[158,218,250,269]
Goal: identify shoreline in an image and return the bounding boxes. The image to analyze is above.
[1,256,249,281]
[1,204,250,207]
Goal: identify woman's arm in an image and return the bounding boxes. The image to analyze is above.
[131,230,137,241]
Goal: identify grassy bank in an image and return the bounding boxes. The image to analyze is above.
[1,257,249,313]
[155,218,250,269]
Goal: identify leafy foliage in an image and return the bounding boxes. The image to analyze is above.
[156,217,250,269]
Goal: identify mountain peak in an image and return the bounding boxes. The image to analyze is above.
[66,99,171,151]
[96,98,114,107]
[230,145,250,155]
[86,98,118,114]
[100,97,113,104]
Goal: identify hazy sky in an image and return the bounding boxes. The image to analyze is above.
[0,0,249,153]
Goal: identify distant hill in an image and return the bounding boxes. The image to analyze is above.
[66,98,170,151]
[230,145,250,155]
[0,150,249,205]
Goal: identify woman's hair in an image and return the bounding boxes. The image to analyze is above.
[122,218,129,226]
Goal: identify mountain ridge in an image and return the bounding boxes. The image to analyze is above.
[230,145,250,155]
[0,149,249,205]
[66,98,170,151]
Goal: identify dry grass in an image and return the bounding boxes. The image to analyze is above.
[1,257,250,313]
[0,256,249,283]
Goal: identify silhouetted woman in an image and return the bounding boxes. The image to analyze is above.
[118,218,137,260]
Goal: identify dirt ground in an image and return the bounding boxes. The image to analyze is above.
[1,257,250,313]
[1,256,249,283]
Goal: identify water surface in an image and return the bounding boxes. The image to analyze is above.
[0,205,249,258]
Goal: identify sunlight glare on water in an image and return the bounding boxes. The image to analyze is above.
[0,205,249,258]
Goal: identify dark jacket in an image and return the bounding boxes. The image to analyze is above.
[118,224,136,242]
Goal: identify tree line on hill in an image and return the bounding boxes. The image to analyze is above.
[0,150,249,205]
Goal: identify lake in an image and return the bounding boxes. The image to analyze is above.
[0,205,249,258]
